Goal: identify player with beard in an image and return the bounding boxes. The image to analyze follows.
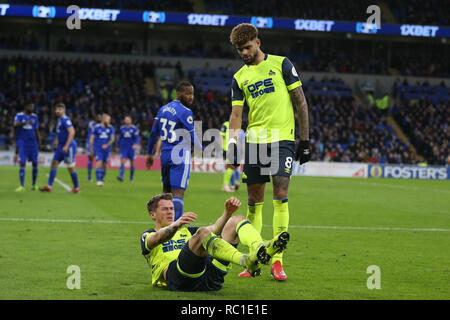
[226,23,311,281]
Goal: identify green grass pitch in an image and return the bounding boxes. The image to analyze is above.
[0,165,449,300]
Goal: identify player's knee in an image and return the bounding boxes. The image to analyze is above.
[230,215,246,227]
[196,227,212,240]
[273,189,288,199]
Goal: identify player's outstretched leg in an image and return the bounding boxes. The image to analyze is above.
[264,231,290,261]
[200,228,262,277]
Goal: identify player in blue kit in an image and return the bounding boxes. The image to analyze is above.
[90,113,115,187]
[13,102,41,192]
[117,115,140,182]
[40,103,80,193]
[86,114,102,182]
[146,81,203,221]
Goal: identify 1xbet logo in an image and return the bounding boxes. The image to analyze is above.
[248,78,275,99]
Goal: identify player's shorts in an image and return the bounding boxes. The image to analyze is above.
[94,147,111,163]
[53,143,77,166]
[160,149,191,190]
[18,144,38,164]
[120,148,136,161]
[165,240,228,292]
[243,140,295,184]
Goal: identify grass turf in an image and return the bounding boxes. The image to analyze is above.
[0,165,449,299]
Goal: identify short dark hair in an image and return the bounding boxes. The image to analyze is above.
[146,193,173,213]
[230,23,258,46]
[55,102,66,110]
[176,81,193,93]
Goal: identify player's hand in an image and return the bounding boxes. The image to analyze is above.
[146,154,154,169]
[62,145,69,153]
[13,154,18,164]
[132,144,137,150]
[226,139,239,167]
[296,140,311,164]
[174,212,197,227]
[225,197,241,217]
[102,144,108,150]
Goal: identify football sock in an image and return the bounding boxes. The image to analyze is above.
[87,160,92,180]
[203,233,243,266]
[234,170,240,184]
[230,171,235,187]
[70,171,79,189]
[95,168,102,182]
[272,198,289,263]
[236,220,263,252]
[223,167,233,185]
[130,165,135,181]
[19,166,25,187]
[119,164,125,179]
[32,166,38,186]
[48,168,57,187]
[173,197,184,221]
[247,202,264,234]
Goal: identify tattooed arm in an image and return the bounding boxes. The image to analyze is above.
[290,86,309,141]
[146,212,197,250]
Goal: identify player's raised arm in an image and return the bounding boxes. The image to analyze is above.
[208,197,242,236]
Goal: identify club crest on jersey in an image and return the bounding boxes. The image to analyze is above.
[247,78,275,99]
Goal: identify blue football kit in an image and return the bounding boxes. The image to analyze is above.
[147,100,203,220]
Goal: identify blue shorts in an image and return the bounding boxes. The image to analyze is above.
[18,145,38,164]
[53,143,77,165]
[161,149,191,190]
[120,148,135,161]
[94,147,111,163]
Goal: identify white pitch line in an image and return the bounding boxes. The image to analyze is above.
[0,217,448,232]
[45,174,72,192]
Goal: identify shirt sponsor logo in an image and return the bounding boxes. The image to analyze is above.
[162,239,186,252]
[247,78,275,99]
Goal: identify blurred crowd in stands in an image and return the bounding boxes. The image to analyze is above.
[1,56,447,165]
[13,0,449,25]
[2,34,447,79]
[392,79,449,166]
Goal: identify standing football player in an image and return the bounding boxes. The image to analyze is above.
[90,113,115,187]
[117,115,140,182]
[227,23,311,280]
[86,114,102,182]
[40,103,80,193]
[146,81,203,221]
[13,102,41,192]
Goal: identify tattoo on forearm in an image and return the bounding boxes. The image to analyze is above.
[291,87,309,141]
